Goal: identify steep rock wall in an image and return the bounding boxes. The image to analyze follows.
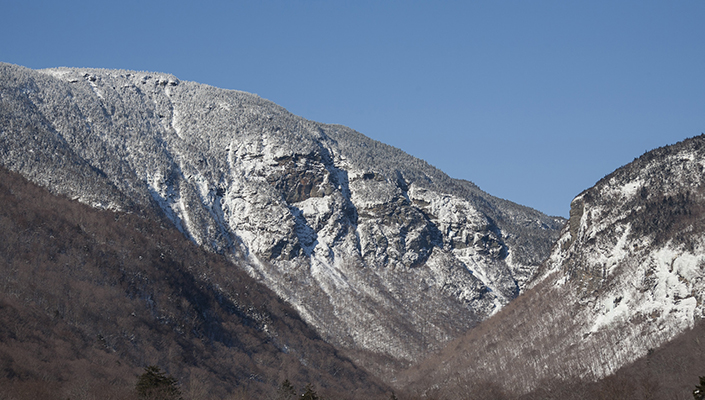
[0,63,564,372]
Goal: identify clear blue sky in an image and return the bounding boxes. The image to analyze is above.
[2,1,703,217]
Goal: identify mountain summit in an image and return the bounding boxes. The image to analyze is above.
[0,63,563,372]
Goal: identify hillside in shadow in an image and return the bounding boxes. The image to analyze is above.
[0,166,389,399]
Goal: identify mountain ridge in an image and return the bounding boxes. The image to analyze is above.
[399,134,705,397]
[3,61,705,398]
[0,62,564,375]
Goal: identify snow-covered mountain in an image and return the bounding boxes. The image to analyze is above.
[0,63,563,372]
[401,135,705,395]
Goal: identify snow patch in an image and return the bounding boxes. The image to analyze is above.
[606,225,631,276]
[589,291,632,333]
[310,253,350,293]
[619,179,642,199]
[590,244,703,334]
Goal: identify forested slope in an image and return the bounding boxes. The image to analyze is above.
[0,165,388,399]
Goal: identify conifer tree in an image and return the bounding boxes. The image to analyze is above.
[694,376,705,400]
[277,379,297,399]
[301,383,319,400]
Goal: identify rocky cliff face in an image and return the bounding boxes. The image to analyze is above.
[536,134,705,369]
[400,135,705,395]
[0,63,563,371]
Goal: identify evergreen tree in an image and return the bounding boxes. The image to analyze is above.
[277,379,297,400]
[694,376,705,400]
[136,365,182,400]
[301,383,319,400]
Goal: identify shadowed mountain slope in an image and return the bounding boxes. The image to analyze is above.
[0,165,389,399]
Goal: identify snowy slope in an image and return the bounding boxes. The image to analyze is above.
[535,134,705,375]
[0,63,563,372]
[401,135,705,394]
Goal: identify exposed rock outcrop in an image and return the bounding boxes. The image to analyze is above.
[0,63,564,373]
